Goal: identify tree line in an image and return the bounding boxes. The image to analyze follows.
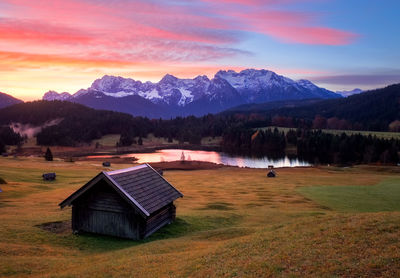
[221,128,400,165]
[0,100,399,165]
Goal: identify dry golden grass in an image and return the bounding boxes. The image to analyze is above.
[0,157,399,277]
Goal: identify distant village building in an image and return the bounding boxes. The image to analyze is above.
[43,173,56,181]
[59,164,183,240]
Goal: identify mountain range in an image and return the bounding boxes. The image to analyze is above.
[336,88,363,97]
[42,69,341,118]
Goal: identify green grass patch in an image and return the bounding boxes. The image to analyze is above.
[298,178,400,212]
[149,214,241,241]
[198,202,235,211]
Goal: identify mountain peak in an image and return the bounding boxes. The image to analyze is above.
[194,75,210,82]
[160,74,178,84]
[43,90,72,101]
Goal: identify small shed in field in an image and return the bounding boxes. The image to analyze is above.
[267,170,276,178]
[43,173,56,181]
[59,164,183,240]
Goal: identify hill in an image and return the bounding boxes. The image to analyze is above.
[0,92,23,109]
[0,101,152,146]
[221,98,322,114]
[224,84,400,131]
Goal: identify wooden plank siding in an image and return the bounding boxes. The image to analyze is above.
[71,180,142,239]
[143,203,176,238]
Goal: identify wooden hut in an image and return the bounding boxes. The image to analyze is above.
[43,173,56,181]
[59,164,183,240]
[267,170,276,178]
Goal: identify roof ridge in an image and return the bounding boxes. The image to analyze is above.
[106,164,148,175]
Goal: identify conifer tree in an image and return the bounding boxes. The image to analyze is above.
[45,147,53,161]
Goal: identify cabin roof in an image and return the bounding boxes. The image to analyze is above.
[59,164,183,217]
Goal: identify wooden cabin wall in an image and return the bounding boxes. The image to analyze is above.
[71,180,142,240]
[143,203,176,238]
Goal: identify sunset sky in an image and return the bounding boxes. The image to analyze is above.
[1,0,399,101]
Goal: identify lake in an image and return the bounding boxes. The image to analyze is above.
[116,149,310,168]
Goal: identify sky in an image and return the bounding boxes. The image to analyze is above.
[1,0,400,101]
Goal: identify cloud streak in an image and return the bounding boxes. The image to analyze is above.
[311,73,400,86]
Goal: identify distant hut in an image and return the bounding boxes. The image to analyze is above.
[43,173,56,181]
[102,161,111,167]
[59,164,183,240]
[267,170,276,178]
[267,165,276,177]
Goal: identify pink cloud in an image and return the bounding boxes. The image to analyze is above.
[262,25,357,45]
[216,4,358,45]
[0,18,94,45]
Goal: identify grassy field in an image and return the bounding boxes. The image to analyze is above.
[260,126,400,140]
[0,157,400,277]
[299,178,400,212]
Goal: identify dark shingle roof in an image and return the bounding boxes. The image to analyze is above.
[105,164,183,215]
[59,164,183,217]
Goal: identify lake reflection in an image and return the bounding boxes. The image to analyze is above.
[120,149,310,168]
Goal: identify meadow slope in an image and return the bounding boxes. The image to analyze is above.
[0,157,399,277]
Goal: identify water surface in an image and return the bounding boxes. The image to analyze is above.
[118,149,310,168]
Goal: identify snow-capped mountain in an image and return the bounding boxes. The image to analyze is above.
[215,69,340,102]
[42,69,341,118]
[336,88,363,97]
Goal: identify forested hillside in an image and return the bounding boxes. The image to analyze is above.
[224,84,400,131]
[0,101,152,146]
